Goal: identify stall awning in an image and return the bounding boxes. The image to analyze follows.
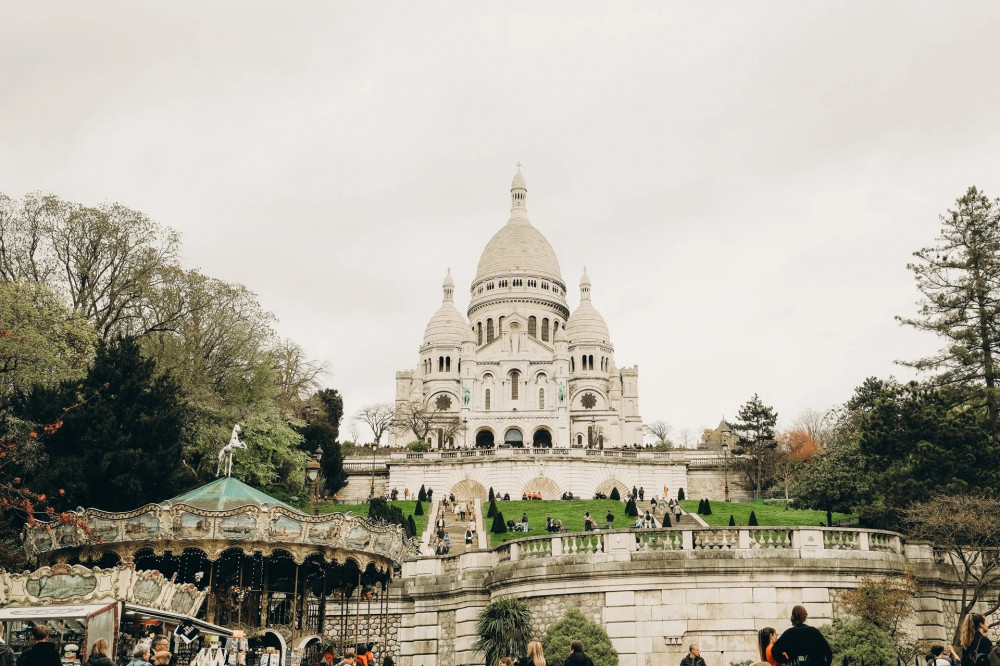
[123,604,233,636]
[0,603,116,621]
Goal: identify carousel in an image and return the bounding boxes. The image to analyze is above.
[22,439,409,666]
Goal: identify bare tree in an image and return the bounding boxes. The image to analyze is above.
[904,495,1000,643]
[354,403,396,447]
[678,428,696,448]
[792,408,830,441]
[270,339,328,418]
[642,420,673,446]
[392,400,459,445]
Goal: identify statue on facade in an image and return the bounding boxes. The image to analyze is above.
[462,383,470,406]
[558,382,566,403]
[217,424,247,477]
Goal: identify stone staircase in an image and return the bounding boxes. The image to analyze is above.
[425,500,481,556]
[632,500,701,527]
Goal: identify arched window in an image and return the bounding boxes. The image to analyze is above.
[510,370,520,400]
[589,354,594,370]
[588,425,594,447]
[498,316,504,335]
[445,356,451,372]
[485,389,491,410]
[571,357,575,372]
[541,318,550,342]
[487,318,494,342]
[577,434,583,446]
[477,322,483,345]
[458,358,461,373]
[528,316,537,337]
[438,356,444,372]
[581,355,586,370]
[539,388,545,409]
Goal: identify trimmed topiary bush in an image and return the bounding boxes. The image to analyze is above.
[703,499,712,515]
[406,515,417,537]
[489,487,495,502]
[729,514,736,526]
[697,499,706,514]
[414,500,423,516]
[661,512,671,527]
[625,497,639,517]
[418,485,427,502]
[491,511,507,534]
[487,499,498,518]
[677,488,685,501]
[609,487,621,501]
[748,510,758,526]
[542,608,618,666]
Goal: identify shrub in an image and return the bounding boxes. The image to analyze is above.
[487,499,498,518]
[408,440,429,452]
[406,515,417,537]
[609,487,621,501]
[698,499,706,514]
[368,498,406,528]
[748,510,758,526]
[473,596,532,666]
[678,488,685,501]
[418,485,427,502]
[821,618,895,666]
[704,499,712,515]
[661,513,671,527]
[542,608,618,666]
[489,487,495,502]
[729,514,736,526]
[414,500,423,516]
[491,511,507,534]
[625,497,638,517]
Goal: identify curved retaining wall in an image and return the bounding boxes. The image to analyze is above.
[396,527,979,666]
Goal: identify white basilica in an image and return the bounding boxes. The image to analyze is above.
[391,168,642,449]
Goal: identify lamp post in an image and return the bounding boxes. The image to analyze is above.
[462,418,468,449]
[370,442,378,500]
[721,440,730,503]
[306,457,321,515]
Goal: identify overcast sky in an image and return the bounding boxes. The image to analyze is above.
[3,2,999,440]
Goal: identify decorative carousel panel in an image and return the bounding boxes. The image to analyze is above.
[89,516,121,542]
[307,515,344,545]
[267,513,303,539]
[217,512,258,540]
[172,511,213,539]
[123,512,162,540]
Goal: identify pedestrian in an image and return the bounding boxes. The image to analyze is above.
[564,641,594,666]
[460,502,467,521]
[127,642,153,666]
[83,640,114,666]
[772,605,833,666]
[758,628,779,666]
[928,645,959,666]
[381,658,394,666]
[632,486,638,498]
[404,488,409,500]
[19,625,61,666]
[0,625,15,666]
[152,654,172,666]
[465,527,474,548]
[959,613,993,666]
[674,502,682,523]
[436,515,446,540]
[680,645,706,666]
[606,510,614,524]
[518,641,546,666]
[651,497,658,511]
[639,487,644,500]
[336,652,356,666]
[583,512,594,531]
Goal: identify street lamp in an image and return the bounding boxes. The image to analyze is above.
[721,440,730,503]
[462,418,468,449]
[369,441,378,500]
[306,457,321,515]
[314,445,323,463]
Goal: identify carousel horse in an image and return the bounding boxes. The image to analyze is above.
[217,424,247,477]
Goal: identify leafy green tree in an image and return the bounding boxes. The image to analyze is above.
[15,337,197,511]
[542,608,618,666]
[473,596,532,666]
[0,281,96,397]
[898,187,1000,441]
[731,394,779,499]
[821,618,896,666]
[839,571,917,659]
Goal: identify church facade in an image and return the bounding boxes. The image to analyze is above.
[391,168,642,449]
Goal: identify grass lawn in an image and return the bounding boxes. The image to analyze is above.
[487,499,633,546]
[317,500,428,537]
[679,500,855,527]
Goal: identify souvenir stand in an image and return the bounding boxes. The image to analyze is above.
[24,477,408,666]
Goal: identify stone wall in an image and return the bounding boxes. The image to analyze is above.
[393,528,998,666]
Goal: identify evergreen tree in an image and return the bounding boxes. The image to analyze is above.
[16,337,196,511]
[748,510,758,526]
[728,514,736,526]
[488,487,495,502]
[661,513,671,528]
[487,499,498,518]
[491,511,507,534]
[368,498,406,527]
[542,608,618,666]
[418,485,427,502]
[414,500,423,515]
[625,497,638,517]
[677,488,685,501]
[406,515,417,537]
[703,499,712,515]
[732,393,779,499]
[609,487,621,501]
[697,499,705,514]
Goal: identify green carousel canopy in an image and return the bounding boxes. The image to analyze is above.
[23,477,408,576]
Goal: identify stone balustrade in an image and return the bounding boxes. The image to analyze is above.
[492,526,904,563]
[390,447,722,463]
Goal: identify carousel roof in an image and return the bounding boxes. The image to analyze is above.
[168,477,294,512]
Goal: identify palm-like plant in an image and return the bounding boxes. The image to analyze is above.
[473,596,533,666]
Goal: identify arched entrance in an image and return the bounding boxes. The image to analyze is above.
[504,428,524,447]
[532,428,553,447]
[476,429,495,448]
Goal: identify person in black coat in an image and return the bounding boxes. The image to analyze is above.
[19,626,62,666]
[565,641,595,666]
[772,605,833,666]
[0,624,15,666]
[680,645,706,666]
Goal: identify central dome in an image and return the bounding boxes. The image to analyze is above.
[474,167,562,283]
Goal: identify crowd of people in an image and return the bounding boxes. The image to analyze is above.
[427,494,478,555]
[499,640,595,666]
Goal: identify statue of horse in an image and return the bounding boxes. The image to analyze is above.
[217,424,247,477]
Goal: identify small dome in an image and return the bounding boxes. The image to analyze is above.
[511,165,526,191]
[566,270,611,344]
[423,301,467,346]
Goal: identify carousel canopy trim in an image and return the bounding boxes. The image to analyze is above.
[168,478,294,512]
